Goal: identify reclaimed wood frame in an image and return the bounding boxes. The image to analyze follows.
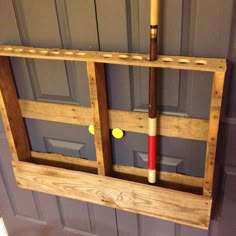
[0,45,226,229]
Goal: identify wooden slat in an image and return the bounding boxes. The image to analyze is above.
[0,45,226,72]
[87,62,112,176]
[31,151,97,168]
[109,109,209,141]
[113,165,203,190]
[0,57,31,161]
[203,72,225,197]
[19,100,92,125]
[31,151,97,174]
[13,160,212,229]
[19,100,209,141]
[30,151,203,192]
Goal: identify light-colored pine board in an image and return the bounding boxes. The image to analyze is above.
[30,151,202,192]
[19,99,209,141]
[87,62,112,176]
[203,72,225,197]
[13,160,212,229]
[113,165,203,189]
[19,99,92,125]
[109,109,209,141]
[31,151,97,174]
[31,151,97,168]
[0,57,31,161]
[0,45,226,72]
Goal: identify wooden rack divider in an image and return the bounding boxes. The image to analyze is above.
[0,45,226,229]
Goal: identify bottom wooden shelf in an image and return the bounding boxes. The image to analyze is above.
[12,159,212,229]
[30,151,203,193]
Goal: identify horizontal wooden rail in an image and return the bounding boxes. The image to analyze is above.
[13,160,211,229]
[31,151,98,174]
[113,165,203,190]
[20,100,92,125]
[109,109,209,141]
[19,100,209,141]
[31,151,203,192]
[0,45,226,72]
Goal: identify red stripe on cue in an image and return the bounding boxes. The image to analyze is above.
[148,135,156,170]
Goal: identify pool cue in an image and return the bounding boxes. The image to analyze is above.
[148,0,159,184]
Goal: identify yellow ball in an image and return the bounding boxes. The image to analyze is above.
[88,125,95,135]
[112,128,124,139]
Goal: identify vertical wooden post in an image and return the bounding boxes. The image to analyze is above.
[0,57,31,161]
[87,62,112,176]
[203,71,225,196]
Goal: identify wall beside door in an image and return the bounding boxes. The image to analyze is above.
[0,0,236,235]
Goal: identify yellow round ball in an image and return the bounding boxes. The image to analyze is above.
[88,125,95,135]
[112,128,124,139]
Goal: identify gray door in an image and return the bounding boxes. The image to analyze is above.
[0,0,235,235]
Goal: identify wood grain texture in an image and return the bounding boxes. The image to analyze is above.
[0,45,226,72]
[87,62,112,176]
[31,151,97,174]
[109,110,209,141]
[19,99,92,125]
[113,165,203,189]
[203,72,225,197]
[19,100,209,141]
[0,57,30,161]
[12,160,212,229]
[30,151,202,192]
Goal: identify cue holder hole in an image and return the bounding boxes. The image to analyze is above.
[14,48,23,52]
[3,47,13,51]
[119,55,129,59]
[103,54,112,58]
[50,50,60,55]
[132,55,143,60]
[40,50,48,54]
[195,60,207,65]
[28,49,36,53]
[178,59,190,64]
[63,51,74,55]
[76,52,86,56]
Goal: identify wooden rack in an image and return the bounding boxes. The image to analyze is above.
[0,45,226,229]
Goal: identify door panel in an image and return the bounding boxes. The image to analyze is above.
[116,210,139,236]
[0,132,59,236]
[217,168,236,236]
[138,216,175,236]
[25,119,96,160]
[0,136,40,220]
[56,198,91,233]
[112,133,206,177]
